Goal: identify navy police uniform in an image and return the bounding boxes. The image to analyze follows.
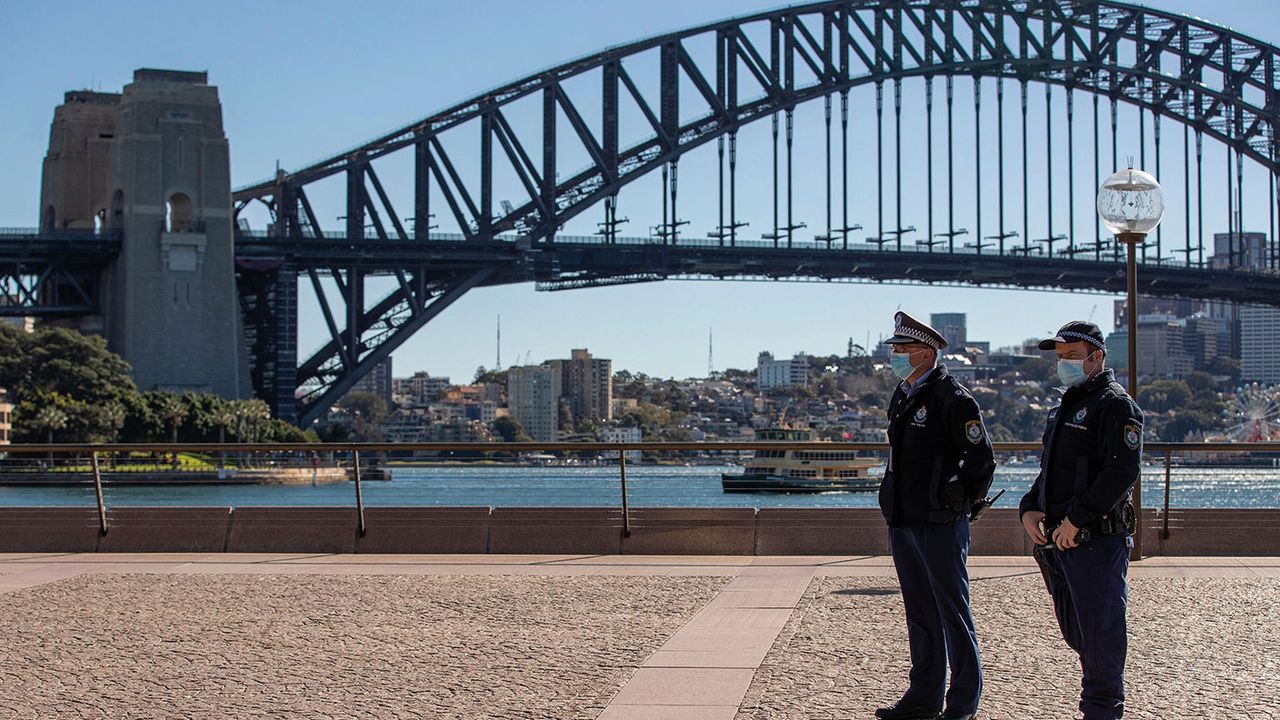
[876,312,995,720]
[1020,322,1144,720]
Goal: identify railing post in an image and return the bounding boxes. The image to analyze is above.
[352,448,366,537]
[1162,448,1172,540]
[91,450,108,536]
[618,447,631,538]
[1132,455,1143,560]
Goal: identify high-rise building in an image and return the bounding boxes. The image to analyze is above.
[507,365,561,442]
[1210,231,1269,270]
[1113,298,1202,327]
[350,357,393,408]
[1180,315,1222,372]
[930,313,967,350]
[1106,319,1193,379]
[1240,305,1280,384]
[757,351,809,389]
[548,348,612,422]
[1205,231,1271,362]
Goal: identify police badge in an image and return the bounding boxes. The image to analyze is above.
[1073,407,1088,423]
[1124,423,1141,450]
[965,419,983,444]
[914,406,928,423]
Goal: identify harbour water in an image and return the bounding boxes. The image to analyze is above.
[1,465,1276,509]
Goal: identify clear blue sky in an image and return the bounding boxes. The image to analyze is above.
[2,0,1278,382]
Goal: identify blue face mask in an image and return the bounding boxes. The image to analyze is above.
[1057,358,1088,387]
[890,353,916,380]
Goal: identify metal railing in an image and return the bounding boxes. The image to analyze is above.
[3,441,1278,555]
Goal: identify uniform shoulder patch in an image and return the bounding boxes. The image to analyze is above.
[1123,423,1142,450]
[965,419,983,444]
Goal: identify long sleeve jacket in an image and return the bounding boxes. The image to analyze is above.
[1018,368,1144,529]
[879,365,996,527]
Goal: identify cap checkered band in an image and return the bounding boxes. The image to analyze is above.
[1059,330,1106,350]
[894,325,941,348]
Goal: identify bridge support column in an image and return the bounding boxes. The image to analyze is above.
[39,69,248,398]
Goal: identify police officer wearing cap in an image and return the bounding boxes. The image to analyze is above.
[1019,321,1143,720]
[875,312,995,720]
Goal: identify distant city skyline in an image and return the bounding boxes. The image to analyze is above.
[3,0,1278,382]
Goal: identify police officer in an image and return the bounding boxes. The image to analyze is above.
[876,312,995,720]
[1019,321,1143,720]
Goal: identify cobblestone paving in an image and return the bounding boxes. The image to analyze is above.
[0,573,726,719]
[736,575,1280,720]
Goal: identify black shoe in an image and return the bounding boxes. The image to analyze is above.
[874,704,941,720]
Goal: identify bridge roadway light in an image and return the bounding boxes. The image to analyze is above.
[1097,167,1164,561]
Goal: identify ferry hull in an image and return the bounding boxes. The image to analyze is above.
[720,473,879,493]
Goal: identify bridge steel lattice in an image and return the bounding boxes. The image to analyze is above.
[19,0,1280,424]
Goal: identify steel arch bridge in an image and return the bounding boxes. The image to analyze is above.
[53,0,1280,423]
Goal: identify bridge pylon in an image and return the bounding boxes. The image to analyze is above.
[39,69,247,398]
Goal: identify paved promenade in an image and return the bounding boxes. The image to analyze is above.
[0,553,1276,718]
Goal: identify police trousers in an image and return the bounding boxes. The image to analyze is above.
[1038,532,1132,720]
[889,517,982,714]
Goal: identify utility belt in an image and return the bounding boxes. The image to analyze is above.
[1045,501,1135,541]
[927,509,960,524]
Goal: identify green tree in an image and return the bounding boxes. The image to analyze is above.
[492,415,533,443]
[1206,356,1243,386]
[336,392,387,442]
[31,402,68,444]
[1138,380,1193,414]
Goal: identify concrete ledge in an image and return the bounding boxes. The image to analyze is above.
[756,508,885,555]
[1150,509,1280,556]
[98,507,232,553]
[357,507,490,554]
[623,508,757,555]
[226,507,358,554]
[489,508,622,554]
[0,507,102,552]
[970,509,1028,555]
[0,506,1275,555]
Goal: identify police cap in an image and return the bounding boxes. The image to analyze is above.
[1038,320,1107,352]
[884,311,948,350]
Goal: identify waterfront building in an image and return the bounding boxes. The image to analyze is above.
[757,351,809,390]
[0,388,11,447]
[381,408,430,444]
[601,426,642,461]
[1240,304,1280,384]
[507,365,561,442]
[548,348,612,421]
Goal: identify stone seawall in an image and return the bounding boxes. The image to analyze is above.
[0,468,350,486]
[0,507,1275,555]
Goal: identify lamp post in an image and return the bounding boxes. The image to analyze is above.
[1097,167,1164,559]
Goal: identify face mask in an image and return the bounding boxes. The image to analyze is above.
[890,353,916,380]
[1057,358,1088,387]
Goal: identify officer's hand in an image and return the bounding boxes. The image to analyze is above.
[1021,511,1047,544]
[1053,518,1081,551]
